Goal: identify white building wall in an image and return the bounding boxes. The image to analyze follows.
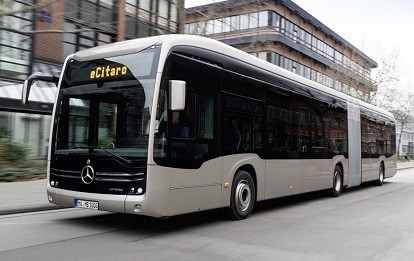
[397,128,414,157]
[0,111,51,159]
[1,80,56,159]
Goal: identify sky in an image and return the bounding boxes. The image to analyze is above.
[185,0,414,90]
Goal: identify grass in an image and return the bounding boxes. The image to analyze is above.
[0,160,46,182]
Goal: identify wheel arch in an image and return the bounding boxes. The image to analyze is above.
[331,156,347,186]
[336,161,344,185]
[236,164,257,201]
[380,160,385,169]
[221,155,264,207]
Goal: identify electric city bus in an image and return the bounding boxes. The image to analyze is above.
[22,35,397,219]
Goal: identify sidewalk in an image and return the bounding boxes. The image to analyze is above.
[1,161,414,216]
[396,160,414,170]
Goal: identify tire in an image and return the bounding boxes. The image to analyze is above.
[228,170,256,220]
[331,165,343,197]
[377,163,385,186]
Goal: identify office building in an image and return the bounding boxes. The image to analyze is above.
[0,0,184,158]
[186,0,377,101]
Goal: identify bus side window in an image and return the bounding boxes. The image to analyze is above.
[225,117,241,151]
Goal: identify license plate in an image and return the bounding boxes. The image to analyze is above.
[75,199,99,210]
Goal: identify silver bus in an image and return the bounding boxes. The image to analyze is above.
[22,35,397,219]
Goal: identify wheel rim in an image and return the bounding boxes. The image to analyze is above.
[235,180,251,212]
[334,171,341,192]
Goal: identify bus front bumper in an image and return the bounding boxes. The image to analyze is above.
[47,184,160,217]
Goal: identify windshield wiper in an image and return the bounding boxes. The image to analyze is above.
[89,146,133,167]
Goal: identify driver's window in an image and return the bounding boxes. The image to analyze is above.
[154,53,219,168]
[68,98,90,148]
[98,102,117,147]
[172,90,195,140]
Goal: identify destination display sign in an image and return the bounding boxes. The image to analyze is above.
[62,50,158,88]
[63,59,135,87]
[89,65,128,79]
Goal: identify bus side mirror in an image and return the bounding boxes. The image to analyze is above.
[169,80,186,111]
[22,73,59,105]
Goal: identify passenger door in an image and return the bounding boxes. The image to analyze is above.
[166,53,222,215]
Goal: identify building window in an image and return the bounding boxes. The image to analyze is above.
[63,0,117,60]
[240,14,249,30]
[231,15,240,31]
[126,0,179,37]
[335,51,343,64]
[158,0,170,28]
[0,1,33,80]
[249,12,258,29]
[259,11,269,27]
[223,17,231,33]
[62,21,115,60]
[214,19,223,34]
[170,0,179,31]
[206,20,214,34]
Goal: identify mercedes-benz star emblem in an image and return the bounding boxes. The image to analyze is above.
[81,165,95,184]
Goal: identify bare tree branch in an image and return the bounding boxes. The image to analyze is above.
[0,0,57,17]
[370,52,399,105]
[0,25,93,34]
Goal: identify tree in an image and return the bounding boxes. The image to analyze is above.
[369,53,399,106]
[383,89,414,157]
[367,52,414,157]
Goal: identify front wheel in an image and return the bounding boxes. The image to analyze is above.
[331,165,343,197]
[228,170,255,220]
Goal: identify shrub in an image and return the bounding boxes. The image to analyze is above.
[0,137,28,164]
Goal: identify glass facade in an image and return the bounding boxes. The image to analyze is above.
[125,0,180,38]
[186,10,372,88]
[63,0,181,60]
[0,0,182,164]
[0,0,33,80]
[65,0,116,31]
[250,51,368,101]
[63,0,117,60]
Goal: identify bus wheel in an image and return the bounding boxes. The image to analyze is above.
[377,163,385,186]
[229,170,255,220]
[331,165,342,197]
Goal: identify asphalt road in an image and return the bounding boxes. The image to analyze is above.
[1,169,414,261]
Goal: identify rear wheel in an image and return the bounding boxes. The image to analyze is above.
[377,163,385,186]
[331,165,342,197]
[228,170,255,220]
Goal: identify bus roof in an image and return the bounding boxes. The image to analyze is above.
[72,34,394,121]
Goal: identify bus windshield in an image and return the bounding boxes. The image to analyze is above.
[52,47,160,158]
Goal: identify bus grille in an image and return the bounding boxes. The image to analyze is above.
[50,168,144,183]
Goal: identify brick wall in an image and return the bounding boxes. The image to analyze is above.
[33,0,65,63]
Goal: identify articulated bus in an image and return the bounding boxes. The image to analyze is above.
[22,35,397,219]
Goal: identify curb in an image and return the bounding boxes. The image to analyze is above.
[0,204,67,216]
[397,166,414,171]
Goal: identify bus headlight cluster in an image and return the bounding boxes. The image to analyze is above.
[129,187,144,195]
[50,180,59,188]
